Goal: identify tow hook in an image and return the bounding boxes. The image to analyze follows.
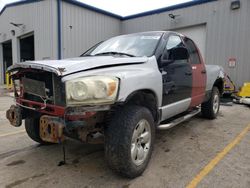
[39,115,65,143]
[6,105,22,127]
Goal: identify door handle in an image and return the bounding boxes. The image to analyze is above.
[185,72,192,76]
[201,70,206,74]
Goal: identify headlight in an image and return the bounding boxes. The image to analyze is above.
[66,76,119,106]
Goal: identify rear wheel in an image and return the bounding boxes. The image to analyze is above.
[201,87,220,119]
[105,105,155,178]
[25,117,50,144]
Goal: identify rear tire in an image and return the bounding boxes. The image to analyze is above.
[25,117,50,145]
[104,105,155,178]
[201,87,220,119]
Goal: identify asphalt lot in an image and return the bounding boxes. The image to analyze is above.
[0,92,249,188]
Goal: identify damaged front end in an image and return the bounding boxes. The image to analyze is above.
[6,67,115,144]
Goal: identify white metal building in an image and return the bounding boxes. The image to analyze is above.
[0,0,249,87]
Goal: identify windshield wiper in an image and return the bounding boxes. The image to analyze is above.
[94,51,136,57]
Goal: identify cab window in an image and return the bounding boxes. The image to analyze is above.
[184,38,201,64]
[166,35,183,50]
[163,35,184,60]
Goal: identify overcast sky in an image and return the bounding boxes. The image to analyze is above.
[0,0,190,16]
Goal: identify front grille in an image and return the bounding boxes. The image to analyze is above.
[21,71,65,106]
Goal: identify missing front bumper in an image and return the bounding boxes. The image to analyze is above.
[39,114,104,144]
[39,115,65,143]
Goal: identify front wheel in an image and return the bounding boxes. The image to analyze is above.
[104,105,155,178]
[201,86,220,119]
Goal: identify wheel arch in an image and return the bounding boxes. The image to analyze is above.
[124,89,159,123]
[213,77,224,95]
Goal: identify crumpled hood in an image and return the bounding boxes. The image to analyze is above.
[8,56,148,76]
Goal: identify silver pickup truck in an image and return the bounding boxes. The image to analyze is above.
[6,31,224,178]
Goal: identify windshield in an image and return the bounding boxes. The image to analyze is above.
[82,32,163,57]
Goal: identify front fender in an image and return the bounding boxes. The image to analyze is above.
[62,56,163,107]
[116,57,162,106]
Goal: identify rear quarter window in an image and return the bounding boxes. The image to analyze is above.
[184,38,201,64]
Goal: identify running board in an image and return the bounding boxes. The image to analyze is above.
[157,108,201,130]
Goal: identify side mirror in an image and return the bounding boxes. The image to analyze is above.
[160,47,189,66]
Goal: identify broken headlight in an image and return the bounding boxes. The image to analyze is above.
[65,76,119,106]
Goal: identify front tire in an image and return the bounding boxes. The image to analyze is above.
[105,105,155,178]
[201,86,220,119]
[25,117,50,145]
